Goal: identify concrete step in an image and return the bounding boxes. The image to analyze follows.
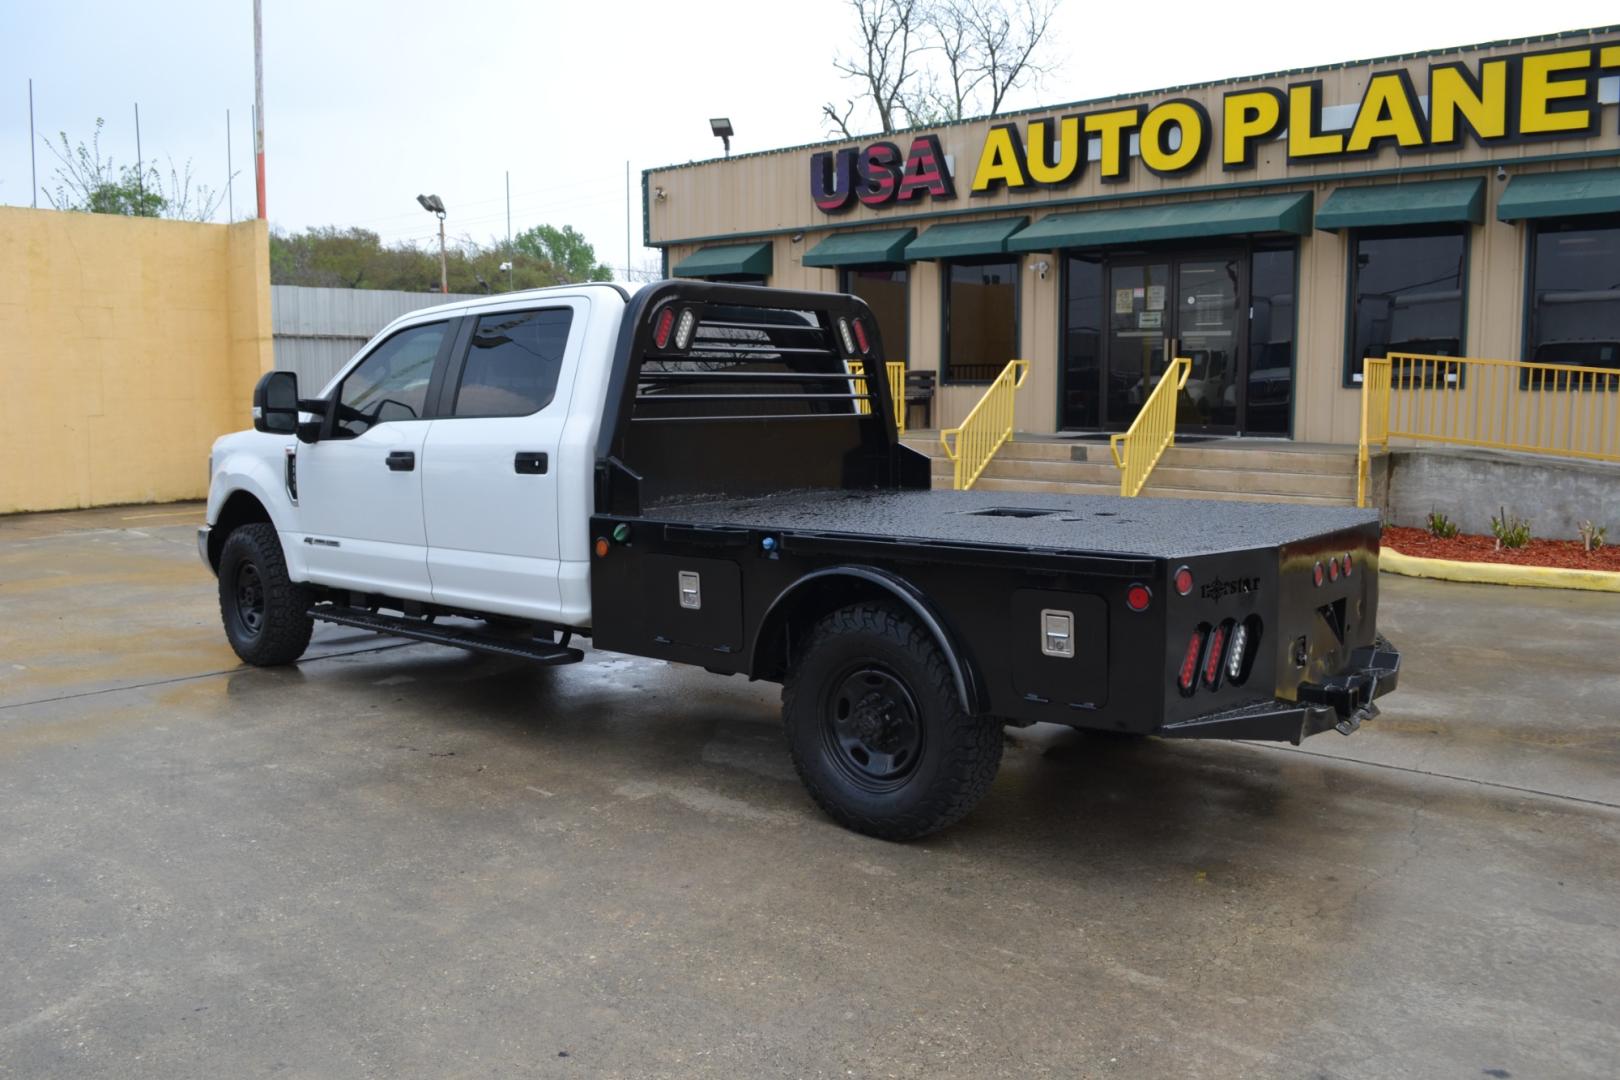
[1140,465,1356,498]
[907,435,1358,474]
[932,454,1356,498]
[1155,445,1356,475]
[959,475,1354,507]
[909,430,1360,505]
[903,435,1077,461]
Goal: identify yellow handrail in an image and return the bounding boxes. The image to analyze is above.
[844,359,910,434]
[887,361,907,434]
[939,359,1030,490]
[1356,351,1620,507]
[1356,357,1392,507]
[1108,358,1191,497]
[844,359,873,415]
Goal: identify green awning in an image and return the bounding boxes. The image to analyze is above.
[904,217,1028,260]
[1315,178,1484,231]
[1006,193,1312,252]
[671,241,773,279]
[1497,168,1620,222]
[802,228,918,268]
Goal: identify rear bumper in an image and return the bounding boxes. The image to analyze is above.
[1156,635,1400,745]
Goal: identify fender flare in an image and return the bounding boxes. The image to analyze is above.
[208,451,304,576]
[749,565,987,715]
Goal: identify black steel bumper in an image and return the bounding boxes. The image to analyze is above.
[1156,636,1400,745]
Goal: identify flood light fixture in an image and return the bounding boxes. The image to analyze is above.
[710,117,734,156]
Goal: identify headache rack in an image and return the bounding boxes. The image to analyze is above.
[633,304,876,422]
[595,280,925,514]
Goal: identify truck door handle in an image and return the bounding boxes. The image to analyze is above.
[386,451,416,472]
[514,451,549,475]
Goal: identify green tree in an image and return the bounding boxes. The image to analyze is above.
[270,226,431,289]
[512,224,613,283]
[270,227,568,293]
[41,118,229,220]
[42,119,165,217]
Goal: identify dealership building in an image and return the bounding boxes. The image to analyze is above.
[644,26,1620,449]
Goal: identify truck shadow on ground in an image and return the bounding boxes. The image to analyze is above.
[219,640,1432,878]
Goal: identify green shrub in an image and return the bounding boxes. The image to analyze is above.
[1426,510,1459,539]
[1490,507,1531,550]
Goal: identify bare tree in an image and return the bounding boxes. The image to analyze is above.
[823,0,928,137]
[162,156,233,223]
[916,1,987,122]
[622,254,665,284]
[824,0,1060,133]
[962,0,1058,115]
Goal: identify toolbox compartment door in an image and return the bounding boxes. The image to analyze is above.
[1008,589,1109,710]
[641,554,744,654]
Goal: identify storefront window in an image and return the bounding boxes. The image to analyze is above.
[1345,229,1466,385]
[843,267,909,363]
[1528,219,1620,375]
[944,260,1018,383]
[1247,248,1295,435]
[1062,256,1103,428]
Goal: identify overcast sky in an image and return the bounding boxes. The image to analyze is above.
[2,1,1615,278]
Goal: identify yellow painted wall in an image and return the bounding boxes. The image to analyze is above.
[0,208,271,514]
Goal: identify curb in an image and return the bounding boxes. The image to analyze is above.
[1381,546,1620,593]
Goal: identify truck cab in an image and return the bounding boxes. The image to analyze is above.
[204,282,631,630]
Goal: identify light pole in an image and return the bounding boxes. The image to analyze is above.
[254,0,266,219]
[417,193,448,294]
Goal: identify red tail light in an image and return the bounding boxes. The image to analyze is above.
[1341,553,1353,578]
[1173,565,1194,595]
[1179,628,1205,693]
[852,317,871,354]
[1202,622,1229,687]
[1328,557,1340,582]
[1126,583,1152,612]
[1312,561,1325,587]
[652,307,676,349]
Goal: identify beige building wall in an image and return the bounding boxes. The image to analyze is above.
[0,208,272,514]
[650,28,1620,444]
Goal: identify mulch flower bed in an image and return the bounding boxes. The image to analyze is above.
[1382,525,1620,572]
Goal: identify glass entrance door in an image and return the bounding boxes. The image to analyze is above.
[1101,253,1244,433]
[1176,255,1241,431]
[1104,261,1170,427]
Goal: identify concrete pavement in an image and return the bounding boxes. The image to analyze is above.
[1,504,1616,1079]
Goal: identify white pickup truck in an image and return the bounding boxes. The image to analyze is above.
[203,280,1398,839]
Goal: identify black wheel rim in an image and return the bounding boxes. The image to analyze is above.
[233,561,265,638]
[821,664,924,792]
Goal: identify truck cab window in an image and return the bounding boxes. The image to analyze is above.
[453,308,574,417]
[334,322,447,438]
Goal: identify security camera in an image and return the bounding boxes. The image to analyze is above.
[1496,165,1507,181]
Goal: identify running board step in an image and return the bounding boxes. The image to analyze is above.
[308,606,584,665]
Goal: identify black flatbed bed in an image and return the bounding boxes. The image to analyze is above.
[650,488,1378,559]
[585,280,1400,838]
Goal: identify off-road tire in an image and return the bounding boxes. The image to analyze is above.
[782,602,1002,841]
[218,523,314,666]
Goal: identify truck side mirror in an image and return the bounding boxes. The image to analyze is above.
[253,370,300,435]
